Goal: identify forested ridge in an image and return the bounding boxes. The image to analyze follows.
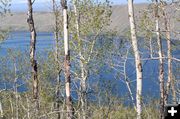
[0,0,180,119]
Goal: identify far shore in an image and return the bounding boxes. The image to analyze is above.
[1,4,179,37]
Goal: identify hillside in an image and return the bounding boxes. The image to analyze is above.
[0,4,179,36]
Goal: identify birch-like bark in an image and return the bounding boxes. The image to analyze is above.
[154,1,165,119]
[61,0,74,118]
[127,1,143,119]
[27,0,39,115]
[0,101,3,118]
[163,11,177,104]
[73,1,87,119]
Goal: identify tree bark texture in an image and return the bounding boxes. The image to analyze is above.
[27,0,39,114]
[154,1,165,119]
[61,0,74,118]
[127,0,143,119]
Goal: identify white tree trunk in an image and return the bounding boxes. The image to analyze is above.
[154,1,165,119]
[27,0,39,117]
[63,8,69,56]
[0,101,3,118]
[62,0,74,118]
[127,1,143,119]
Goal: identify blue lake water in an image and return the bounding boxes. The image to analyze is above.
[0,31,54,53]
[0,31,179,103]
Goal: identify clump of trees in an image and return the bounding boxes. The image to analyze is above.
[0,0,179,119]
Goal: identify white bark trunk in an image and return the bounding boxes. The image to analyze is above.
[63,2,70,100]
[62,0,74,118]
[27,0,39,115]
[127,1,143,119]
[154,1,165,119]
[64,9,69,56]
[0,101,3,118]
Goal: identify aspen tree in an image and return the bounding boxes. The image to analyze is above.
[0,101,3,118]
[27,0,39,117]
[127,0,143,119]
[154,1,165,118]
[61,0,74,118]
[163,3,177,105]
[72,0,87,118]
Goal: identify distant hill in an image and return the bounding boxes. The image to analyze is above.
[0,4,179,37]
[0,12,54,32]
